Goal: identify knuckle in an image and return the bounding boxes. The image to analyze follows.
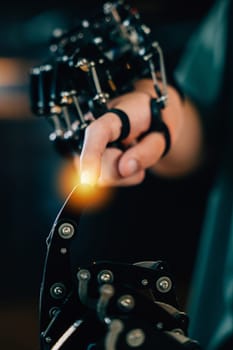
[85,121,97,136]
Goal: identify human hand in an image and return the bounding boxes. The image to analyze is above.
[79,79,184,186]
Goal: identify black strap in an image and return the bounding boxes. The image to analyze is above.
[148,98,171,157]
[108,108,130,142]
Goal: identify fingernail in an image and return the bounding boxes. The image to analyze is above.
[127,159,139,175]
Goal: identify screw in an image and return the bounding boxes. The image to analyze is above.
[58,222,75,239]
[156,276,172,293]
[97,270,114,284]
[50,283,66,299]
[141,279,149,286]
[126,329,145,347]
[118,294,135,311]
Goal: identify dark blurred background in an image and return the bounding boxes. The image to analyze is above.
[0,1,215,349]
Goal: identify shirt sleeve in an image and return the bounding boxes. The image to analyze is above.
[174,0,229,116]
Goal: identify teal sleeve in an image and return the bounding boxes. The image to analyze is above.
[175,0,229,116]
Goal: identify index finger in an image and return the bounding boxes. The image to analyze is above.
[79,112,124,185]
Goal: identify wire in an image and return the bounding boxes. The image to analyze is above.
[51,319,83,350]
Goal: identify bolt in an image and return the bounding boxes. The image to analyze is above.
[97,270,114,284]
[58,222,75,239]
[54,286,63,295]
[126,329,145,347]
[118,294,135,311]
[156,276,172,293]
[50,283,66,299]
[141,279,149,286]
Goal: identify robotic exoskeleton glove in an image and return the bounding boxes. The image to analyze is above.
[29,0,169,157]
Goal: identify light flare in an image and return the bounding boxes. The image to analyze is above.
[80,170,97,186]
[57,159,114,211]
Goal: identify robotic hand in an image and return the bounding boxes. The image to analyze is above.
[39,185,202,350]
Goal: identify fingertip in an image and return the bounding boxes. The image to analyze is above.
[119,158,140,177]
[80,170,97,186]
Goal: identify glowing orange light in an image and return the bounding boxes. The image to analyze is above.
[57,159,114,212]
[80,170,97,186]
